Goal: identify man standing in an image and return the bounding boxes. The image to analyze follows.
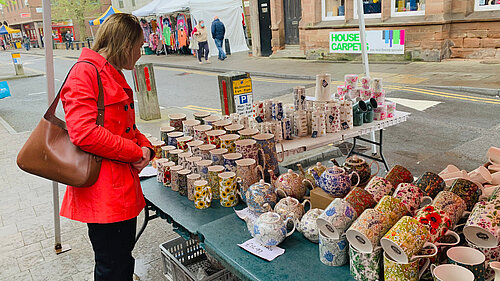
[65,30,73,50]
[211,16,226,61]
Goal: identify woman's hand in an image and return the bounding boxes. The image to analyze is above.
[131,147,151,172]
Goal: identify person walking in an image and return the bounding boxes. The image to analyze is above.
[23,35,30,51]
[211,16,226,61]
[193,20,209,64]
[59,13,153,281]
[0,38,5,51]
[65,30,73,50]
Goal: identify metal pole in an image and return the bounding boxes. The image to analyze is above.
[356,0,377,155]
[42,0,71,255]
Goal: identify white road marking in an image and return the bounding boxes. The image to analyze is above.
[0,115,18,134]
[28,92,46,96]
[386,97,442,111]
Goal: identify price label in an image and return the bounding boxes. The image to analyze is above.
[238,238,285,261]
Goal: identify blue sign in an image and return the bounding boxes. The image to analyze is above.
[239,94,248,104]
[0,81,11,99]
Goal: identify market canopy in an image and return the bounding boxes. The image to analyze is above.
[132,0,189,16]
[89,6,122,26]
[0,25,21,34]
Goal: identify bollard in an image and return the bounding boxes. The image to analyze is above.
[11,53,24,76]
[87,39,90,48]
[76,42,80,50]
[133,63,161,120]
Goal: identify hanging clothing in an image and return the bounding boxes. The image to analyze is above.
[178,30,187,48]
[163,25,171,46]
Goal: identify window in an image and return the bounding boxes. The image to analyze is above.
[132,0,136,6]
[118,0,124,8]
[354,0,382,18]
[322,0,346,21]
[476,0,500,11]
[391,0,425,16]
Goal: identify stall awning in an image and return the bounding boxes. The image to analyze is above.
[132,0,189,16]
[0,25,21,35]
[89,6,122,26]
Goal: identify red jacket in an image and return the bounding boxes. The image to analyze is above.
[60,48,152,224]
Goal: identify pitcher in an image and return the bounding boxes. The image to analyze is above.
[236,158,264,203]
[253,133,284,183]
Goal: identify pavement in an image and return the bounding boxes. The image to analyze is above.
[2,48,500,95]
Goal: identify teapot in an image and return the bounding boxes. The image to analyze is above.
[252,211,296,247]
[298,208,323,243]
[297,162,327,188]
[274,196,310,226]
[270,169,313,201]
[340,156,379,186]
[310,166,359,197]
[245,179,284,215]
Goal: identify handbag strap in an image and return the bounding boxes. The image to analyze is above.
[44,60,104,129]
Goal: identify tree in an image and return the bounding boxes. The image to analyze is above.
[51,0,101,41]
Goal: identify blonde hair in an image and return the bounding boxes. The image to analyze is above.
[92,13,143,69]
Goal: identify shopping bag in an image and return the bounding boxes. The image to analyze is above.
[0,81,11,99]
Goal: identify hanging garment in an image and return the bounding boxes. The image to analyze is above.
[178,29,187,48]
[163,25,171,46]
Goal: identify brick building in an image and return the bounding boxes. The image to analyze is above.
[249,0,500,60]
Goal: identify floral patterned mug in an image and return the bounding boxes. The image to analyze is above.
[364,176,394,202]
[317,198,358,239]
[433,191,468,227]
[375,195,409,226]
[415,171,446,198]
[385,164,413,189]
[447,246,486,281]
[350,245,383,281]
[384,252,430,281]
[463,199,500,248]
[414,205,460,246]
[393,183,432,215]
[194,180,212,209]
[319,231,349,267]
[346,208,391,254]
[343,187,377,218]
[218,172,239,207]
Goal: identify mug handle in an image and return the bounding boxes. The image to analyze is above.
[435,230,461,247]
[277,141,285,163]
[418,258,431,280]
[302,199,311,212]
[302,179,315,190]
[420,196,433,208]
[207,187,213,203]
[369,160,380,176]
[430,264,437,279]
[256,165,265,180]
[284,217,296,238]
[262,202,273,212]
[410,242,438,262]
[276,188,287,199]
[350,171,360,187]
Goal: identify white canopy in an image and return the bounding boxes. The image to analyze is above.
[132,0,248,56]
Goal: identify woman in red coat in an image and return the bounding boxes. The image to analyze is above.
[60,13,152,281]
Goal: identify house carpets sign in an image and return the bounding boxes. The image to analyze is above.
[329,30,405,54]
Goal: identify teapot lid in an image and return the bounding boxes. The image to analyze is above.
[251,179,270,188]
[346,155,366,165]
[326,165,346,174]
[258,212,281,223]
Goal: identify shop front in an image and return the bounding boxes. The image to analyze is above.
[51,21,75,43]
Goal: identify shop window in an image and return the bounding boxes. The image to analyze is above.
[354,0,382,18]
[391,0,425,16]
[475,0,500,10]
[118,0,124,9]
[322,0,346,21]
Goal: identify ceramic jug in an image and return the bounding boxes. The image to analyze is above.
[274,196,310,225]
[253,133,284,183]
[353,100,367,127]
[297,162,327,189]
[245,179,284,214]
[270,169,313,201]
[311,166,360,197]
[252,211,296,247]
[491,262,500,281]
[363,98,378,123]
[341,156,379,186]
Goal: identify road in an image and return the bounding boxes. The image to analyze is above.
[0,52,498,175]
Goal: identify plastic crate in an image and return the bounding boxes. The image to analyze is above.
[160,237,239,281]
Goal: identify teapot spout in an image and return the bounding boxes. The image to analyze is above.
[268,169,277,185]
[310,168,321,184]
[330,158,340,167]
[297,163,306,177]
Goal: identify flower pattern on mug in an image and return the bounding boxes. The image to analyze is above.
[319,234,349,266]
[415,205,452,242]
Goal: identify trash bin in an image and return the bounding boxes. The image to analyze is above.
[218,71,253,116]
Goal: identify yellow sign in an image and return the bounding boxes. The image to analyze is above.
[233,78,252,95]
[11,53,21,58]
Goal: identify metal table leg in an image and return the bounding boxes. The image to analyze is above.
[135,202,159,243]
[346,129,390,172]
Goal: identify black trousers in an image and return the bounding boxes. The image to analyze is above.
[198,41,209,61]
[88,217,137,281]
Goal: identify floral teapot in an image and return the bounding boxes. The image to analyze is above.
[274,196,311,227]
[297,162,327,188]
[269,169,313,201]
[252,211,296,247]
[340,156,379,186]
[310,166,359,197]
[245,180,284,215]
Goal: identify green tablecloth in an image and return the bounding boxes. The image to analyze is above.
[199,214,355,281]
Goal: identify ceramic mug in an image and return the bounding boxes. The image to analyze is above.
[168,113,187,131]
[467,238,500,280]
[167,149,183,165]
[225,124,244,134]
[177,169,191,196]
[415,205,460,246]
[210,148,228,166]
[182,119,201,137]
[364,176,394,202]
[208,165,225,200]
[170,165,184,192]
[238,128,259,139]
[160,161,176,187]
[167,131,184,148]
[415,171,446,198]
[319,231,349,267]
[195,159,212,181]
[187,173,201,201]
[198,144,216,160]
[431,264,475,281]
[187,140,204,157]
[317,198,358,239]
[176,136,193,152]
[346,208,391,254]
[203,115,221,127]
[213,119,232,131]
[487,146,500,165]
[206,129,227,149]
[393,183,432,215]
[468,166,492,185]
[235,158,264,203]
[161,145,176,159]
[343,187,377,218]
[235,139,263,163]
[463,199,500,248]
[218,172,239,207]
[156,159,169,183]
[193,111,211,124]
[160,126,176,144]
[193,125,213,143]
[447,246,486,281]
[449,178,481,211]
[298,208,323,243]
[433,191,468,227]
[223,153,243,173]
[385,165,413,189]
[220,134,240,153]
[193,180,212,209]
[186,156,202,173]
[375,195,409,226]
[384,252,430,281]
[350,245,383,281]
[381,216,438,264]
[178,152,193,168]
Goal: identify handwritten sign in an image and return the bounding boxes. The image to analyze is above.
[238,238,285,261]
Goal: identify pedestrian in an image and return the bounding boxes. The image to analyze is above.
[23,35,30,51]
[193,20,209,64]
[65,30,73,50]
[59,13,153,281]
[0,38,5,51]
[211,16,226,61]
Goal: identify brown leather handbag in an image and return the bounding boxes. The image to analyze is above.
[17,61,104,187]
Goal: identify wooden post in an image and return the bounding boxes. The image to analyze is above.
[133,63,161,121]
